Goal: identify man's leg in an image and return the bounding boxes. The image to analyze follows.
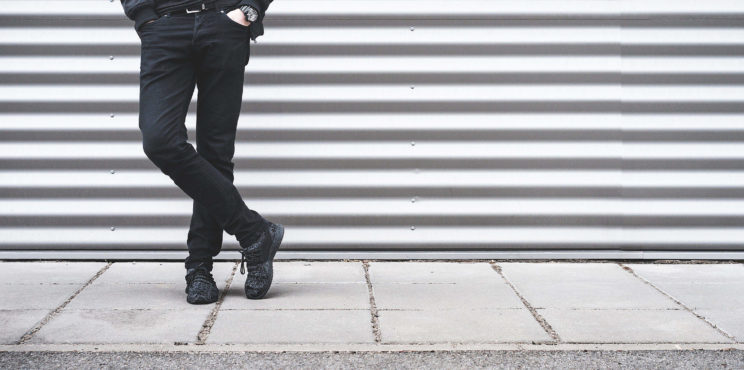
[184,49,245,272]
[186,7,256,271]
[137,13,266,266]
[185,202,223,272]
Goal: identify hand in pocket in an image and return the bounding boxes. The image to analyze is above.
[226,8,252,27]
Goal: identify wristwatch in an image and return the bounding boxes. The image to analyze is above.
[239,5,259,23]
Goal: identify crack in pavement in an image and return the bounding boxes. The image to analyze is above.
[490,261,561,344]
[618,262,738,343]
[195,262,238,345]
[362,260,382,344]
[15,261,113,345]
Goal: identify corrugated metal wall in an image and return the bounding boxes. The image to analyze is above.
[1,1,744,259]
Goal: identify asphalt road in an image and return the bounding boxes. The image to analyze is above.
[2,350,744,369]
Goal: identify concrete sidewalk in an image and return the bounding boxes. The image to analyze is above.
[1,260,744,351]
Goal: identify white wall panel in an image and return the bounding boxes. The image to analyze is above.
[1,0,743,258]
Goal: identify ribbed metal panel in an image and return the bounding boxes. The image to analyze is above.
[1,1,744,257]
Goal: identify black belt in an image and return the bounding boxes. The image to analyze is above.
[160,1,235,16]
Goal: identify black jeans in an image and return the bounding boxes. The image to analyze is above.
[136,6,265,272]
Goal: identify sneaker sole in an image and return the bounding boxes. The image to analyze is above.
[185,286,219,304]
[245,222,284,299]
[186,294,219,305]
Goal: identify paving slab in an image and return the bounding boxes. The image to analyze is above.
[499,263,677,309]
[25,262,237,344]
[640,283,744,310]
[0,262,105,285]
[627,263,744,309]
[499,262,636,283]
[696,308,744,342]
[224,262,370,309]
[372,281,523,310]
[0,309,49,344]
[368,262,499,284]
[95,262,234,285]
[206,309,375,344]
[378,308,551,344]
[65,262,234,309]
[270,262,366,283]
[221,282,370,310]
[66,282,220,310]
[0,284,82,310]
[626,263,744,284]
[627,264,744,342]
[538,308,733,343]
[509,280,676,309]
[0,262,106,310]
[28,309,211,344]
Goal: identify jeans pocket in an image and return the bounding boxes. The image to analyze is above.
[137,14,168,33]
[218,9,252,32]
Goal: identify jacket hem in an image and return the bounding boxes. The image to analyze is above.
[133,6,160,31]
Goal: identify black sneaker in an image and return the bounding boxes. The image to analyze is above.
[238,219,284,299]
[184,267,219,304]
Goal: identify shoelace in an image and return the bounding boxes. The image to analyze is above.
[239,227,270,275]
[186,269,215,287]
[240,248,263,275]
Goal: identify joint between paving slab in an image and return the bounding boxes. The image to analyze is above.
[617,262,739,343]
[490,261,561,344]
[15,262,113,345]
[362,260,382,344]
[195,262,238,345]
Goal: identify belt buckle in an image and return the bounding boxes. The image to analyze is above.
[185,3,206,13]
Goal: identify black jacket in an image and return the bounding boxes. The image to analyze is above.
[120,0,273,41]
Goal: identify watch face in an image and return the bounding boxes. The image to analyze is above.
[241,6,258,21]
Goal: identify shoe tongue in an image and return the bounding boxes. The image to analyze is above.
[187,269,214,284]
